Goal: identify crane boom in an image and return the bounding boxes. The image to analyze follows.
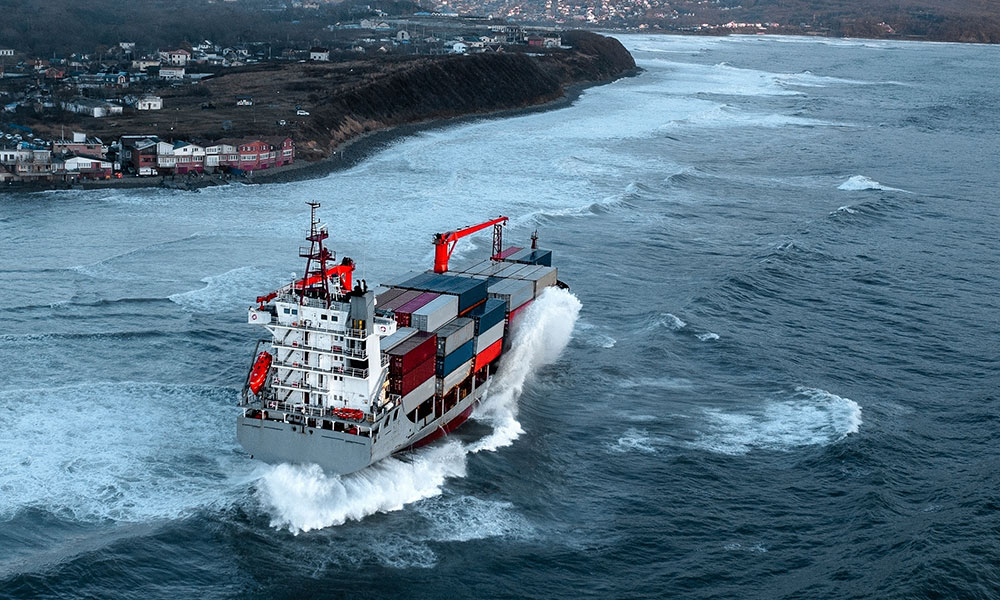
[256,262,354,306]
[433,216,509,273]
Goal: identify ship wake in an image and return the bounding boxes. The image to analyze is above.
[255,287,581,534]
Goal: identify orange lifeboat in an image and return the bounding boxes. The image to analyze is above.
[248,351,272,395]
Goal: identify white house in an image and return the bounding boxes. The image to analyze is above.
[447,41,468,54]
[204,142,236,167]
[61,98,124,118]
[0,49,15,57]
[396,30,411,42]
[309,47,330,61]
[159,66,185,80]
[137,95,162,110]
[160,49,191,66]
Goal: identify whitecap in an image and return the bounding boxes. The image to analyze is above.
[690,387,862,455]
[417,495,535,543]
[607,428,658,454]
[696,332,720,341]
[837,175,910,193]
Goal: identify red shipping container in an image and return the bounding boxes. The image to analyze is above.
[474,338,503,372]
[395,312,412,327]
[388,331,437,375]
[389,355,435,396]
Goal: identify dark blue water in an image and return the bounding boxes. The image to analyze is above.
[2,34,999,599]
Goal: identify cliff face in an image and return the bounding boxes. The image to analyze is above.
[298,32,636,157]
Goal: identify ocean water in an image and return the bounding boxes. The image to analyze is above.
[2,34,999,599]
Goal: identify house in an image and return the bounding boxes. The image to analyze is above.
[45,67,66,80]
[53,133,107,158]
[171,141,206,174]
[204,142,236,169]
[136,95,162,110]
[103,71,130,87]
[309,47,330,61]
[132,59,160,72]
[543,35,562,48]
[447,42,468,54]
[120,136,159,175]
[62,155,113,179]
[396,30,411,43]
[61,98,124,118]
[220,136,294,172]
[0,49,14,57]
[235,95,253,106]
[159,66,185,80]
[160,49,191,66]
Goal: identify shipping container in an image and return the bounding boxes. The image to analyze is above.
[375,287,406,307]
[380,326,417,352]
[487,278,533,312]
[389,355,435,396]
[475,321,504,354]
[394,272,487,314]
[435,317,475,357]
[468,298,506,334]
[400,375,435,413]
[387,331,437,375]
[474,338,503,371]
[502,248,533,263]
[393,291,439,327]
[379,289,422,312]
[511,265,558,295]
[411,294,458,332]
[436,358,473,396]
[436,338,474,378]
[495,246,523,260]
[524,249,552,267]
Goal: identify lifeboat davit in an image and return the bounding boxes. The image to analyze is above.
[248,351,272,395]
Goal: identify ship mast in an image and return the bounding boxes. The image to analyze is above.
[299,201,334,307]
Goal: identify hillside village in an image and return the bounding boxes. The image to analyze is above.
[0,15,563,185]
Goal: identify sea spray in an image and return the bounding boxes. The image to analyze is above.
[468,287,581,453]
[258,442,467,534]
[256,286,581,533]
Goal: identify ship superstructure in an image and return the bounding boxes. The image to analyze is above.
[237,203,561,475]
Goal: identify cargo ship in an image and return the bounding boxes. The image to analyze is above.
[237,203,563,475]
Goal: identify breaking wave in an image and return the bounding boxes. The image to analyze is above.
[697,332,720,341]
[0,383,249,523]
[690,387,862,455]
[837,175,911,193]
[255,287,581,533]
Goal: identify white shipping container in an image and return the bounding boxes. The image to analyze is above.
[475,321,505,354]
[400,375,436,413]
[488,278,533,312]
[380,326,417,352]
[411,294,458,332]
[435,358,473,396]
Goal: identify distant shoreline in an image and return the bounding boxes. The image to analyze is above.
[4,74,636,194]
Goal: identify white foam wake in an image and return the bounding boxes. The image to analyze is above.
[256,287,581,533]
[691,387,862,455]
[168,266,280,312]
[258,442,467,534]
[837,175,910,193]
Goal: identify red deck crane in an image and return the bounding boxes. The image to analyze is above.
[432,216,509,273]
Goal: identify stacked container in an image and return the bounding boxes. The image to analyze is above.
[396,272,488,314]
[468,298,506,335]
[411,294,458,332]
[386,331,437,399]
[393,291,439,327]
[487,278,533,313]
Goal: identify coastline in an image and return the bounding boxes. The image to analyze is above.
[4,72,638,195]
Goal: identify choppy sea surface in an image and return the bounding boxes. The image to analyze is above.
[2,34,999,599]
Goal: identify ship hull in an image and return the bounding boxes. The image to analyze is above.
[237,379,489,475]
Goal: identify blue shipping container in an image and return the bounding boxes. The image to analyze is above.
[468,298,506,334]
[436,339,475,377]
